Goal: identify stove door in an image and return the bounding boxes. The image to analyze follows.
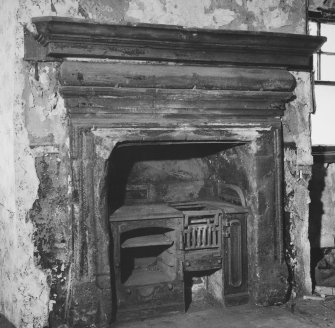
[181,209,223,271]
[223,213,249,306]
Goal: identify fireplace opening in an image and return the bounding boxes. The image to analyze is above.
[184,270,220,311]
[108,141,248,211]
[108,140,250,321]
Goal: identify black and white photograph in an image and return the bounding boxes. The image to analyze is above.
[1,1,335,327]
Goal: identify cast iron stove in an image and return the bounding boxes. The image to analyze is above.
[110,193,248,321]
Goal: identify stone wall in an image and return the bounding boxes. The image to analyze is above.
[310,163,335,248]
[0,0,314,327]
[282,71,314,295]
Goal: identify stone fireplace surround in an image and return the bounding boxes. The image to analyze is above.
[24,17,324,327]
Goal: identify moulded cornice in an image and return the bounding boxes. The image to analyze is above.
[25,16,325,70]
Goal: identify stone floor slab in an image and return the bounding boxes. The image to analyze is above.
[115,304,321,328]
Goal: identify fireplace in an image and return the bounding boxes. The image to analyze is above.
[108,141,250,320]
[24,17,324,327]
[99,131,283,322]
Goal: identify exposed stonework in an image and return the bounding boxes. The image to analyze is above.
[28,152,71,326]
[0,1,79,327]
[283,72,314,167]
[21,43,71,328]
[77,0,306,33]
[284,148,312,296]
[283,72,315,296]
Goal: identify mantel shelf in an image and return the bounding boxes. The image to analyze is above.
[25,16,326,70]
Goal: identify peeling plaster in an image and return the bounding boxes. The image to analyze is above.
[284,72,314,166]
[1,0,51,326]
[125,0,236,28]
[309,0,326,11]
[76,0,306,33]
[50,0,81,17]
[284,148,312,296]
[282,71,313,295]
[1,0,77,327]
[25,62,68,146]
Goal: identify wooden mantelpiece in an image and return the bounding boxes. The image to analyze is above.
[23,17,326,159]
[23,17,327,326]
[60,62,295,118]
[25,16,325,70]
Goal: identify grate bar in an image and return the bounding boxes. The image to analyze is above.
[183,224,221,250]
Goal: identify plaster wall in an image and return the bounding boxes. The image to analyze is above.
[310,163,335,248]
[0,1,54,327]
[0,0,20,324]
[309,0,330,11]
[317,163,335,247]
[0,0,314,327]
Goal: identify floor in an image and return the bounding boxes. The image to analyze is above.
[115,298,335,328]
[1,297,335,327]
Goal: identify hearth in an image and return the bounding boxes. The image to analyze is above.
[24,16,325,327]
